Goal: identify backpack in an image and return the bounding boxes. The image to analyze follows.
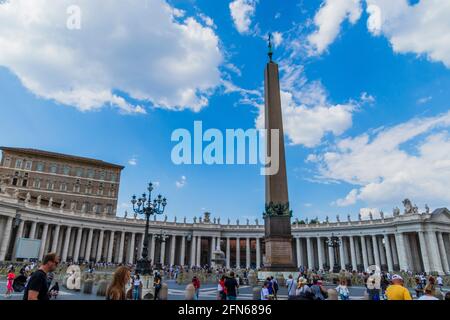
[273,281,279,291]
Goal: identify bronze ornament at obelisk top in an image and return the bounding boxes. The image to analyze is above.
[263,34,296,271]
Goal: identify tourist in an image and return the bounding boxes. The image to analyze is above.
[366,273,380,300]
[380,273,390,299]
[286,274,296,298]
[295,277,313,300]
[106,266,131,300]
[266,277,274,296]
[23,253,60,300]
[153,273,162,300]
[445,292,450,301]
[385,274,412,300]
[260,281,271,300]
[133,274,143,300]
[310,278,327,300]
[5,268,15,298]
[414,277,424,298]
[436,275,444,291]
[218,275,227,300]
[271,276,279,300]
[417,284,439,301]
[335,279,350,300]
[192,276,201,300]
[49,282,60,299]
[225,272,239,300]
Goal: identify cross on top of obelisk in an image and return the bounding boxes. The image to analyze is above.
[268,33,274,62]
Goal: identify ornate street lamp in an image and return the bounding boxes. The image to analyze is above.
[131,182,167,275]
[326,233,341,273]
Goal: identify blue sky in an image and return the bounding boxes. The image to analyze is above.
[0,0,449,222]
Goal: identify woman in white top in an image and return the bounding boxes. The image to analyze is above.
[417,284,439,300]
[132,274,143,300]
[261,281,270,300]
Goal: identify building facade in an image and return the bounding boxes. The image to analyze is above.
[0,191,449,274]
[0,147,124,216]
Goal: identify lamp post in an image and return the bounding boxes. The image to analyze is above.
[326,233,341,273]
[131,182,167,275]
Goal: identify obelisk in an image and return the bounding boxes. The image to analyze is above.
[263,34,296,271]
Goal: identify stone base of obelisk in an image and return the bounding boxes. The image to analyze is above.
[262,236,297,271]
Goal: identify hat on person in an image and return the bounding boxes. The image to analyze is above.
[392,274,403,281]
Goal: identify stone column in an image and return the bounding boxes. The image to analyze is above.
[296,237,301,268]
[0,217,13,261]
[138,233,145,258]
[29,221,37,239]
[417,231,431,272]
[196,236,201,267]
[118,231,125,264]
[426,231,444,274]
[245,238,251,269]
[61,226,72,262]
[127,232,135,264]
[378,237,387,267]
[180,235,186,266]
[169,235,176,266]
[317,237,324,270]
[394,232,409,271]
[210,237,216,266]
[226,237,231,269]
[235,237,240,268]
[51,225,61,253]
[339,236,345,270]
[328,242,335,270]
[256,237,261,269]
[360,236,369,271]
[72,227,83,262]
[12,220,25,261]
[107,231,115,263]
[160,239,166,265]
[372,235,381,268]
[95,230,104,262]
[150,234,156,264]
[384,234,394,272]
[437,232,449,273]
[349,236,357,271]
[190,236,196,267]
[306,237,313,270]
[85,229,94,262]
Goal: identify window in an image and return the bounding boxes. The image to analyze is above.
[98,183,104,196]
[99,171,106,180]
[47,180,54,190]
[95,204,102,214]
[106,204,113,214]
[50,164,58,174]
[36,162,44,172]
[76,168,84,177]
[4,158,11,167]
[60,183,67,191]
[73,179,81,193]
[63,166,71,175]
[25,161,32,170]
[87,169,94,179]
[110,173,116,182]
[34,179,41,189]
[15,159,23,169]
[12,172,19,186]
[22,173,28,187]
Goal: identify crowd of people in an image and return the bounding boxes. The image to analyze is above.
[3,255,450,301]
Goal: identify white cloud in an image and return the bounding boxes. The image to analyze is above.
[272,32,283,48]
[359,208,381,219]
[256,74,363,148]
[308,0,450,68]
[0,0,223,113]
[229,0,258,34]
[128,157,138,166]
[307,0,362,55]
[176,175,187,189]
[366,0,450,68]
[314,111,450,207]
[417,96,433,105]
